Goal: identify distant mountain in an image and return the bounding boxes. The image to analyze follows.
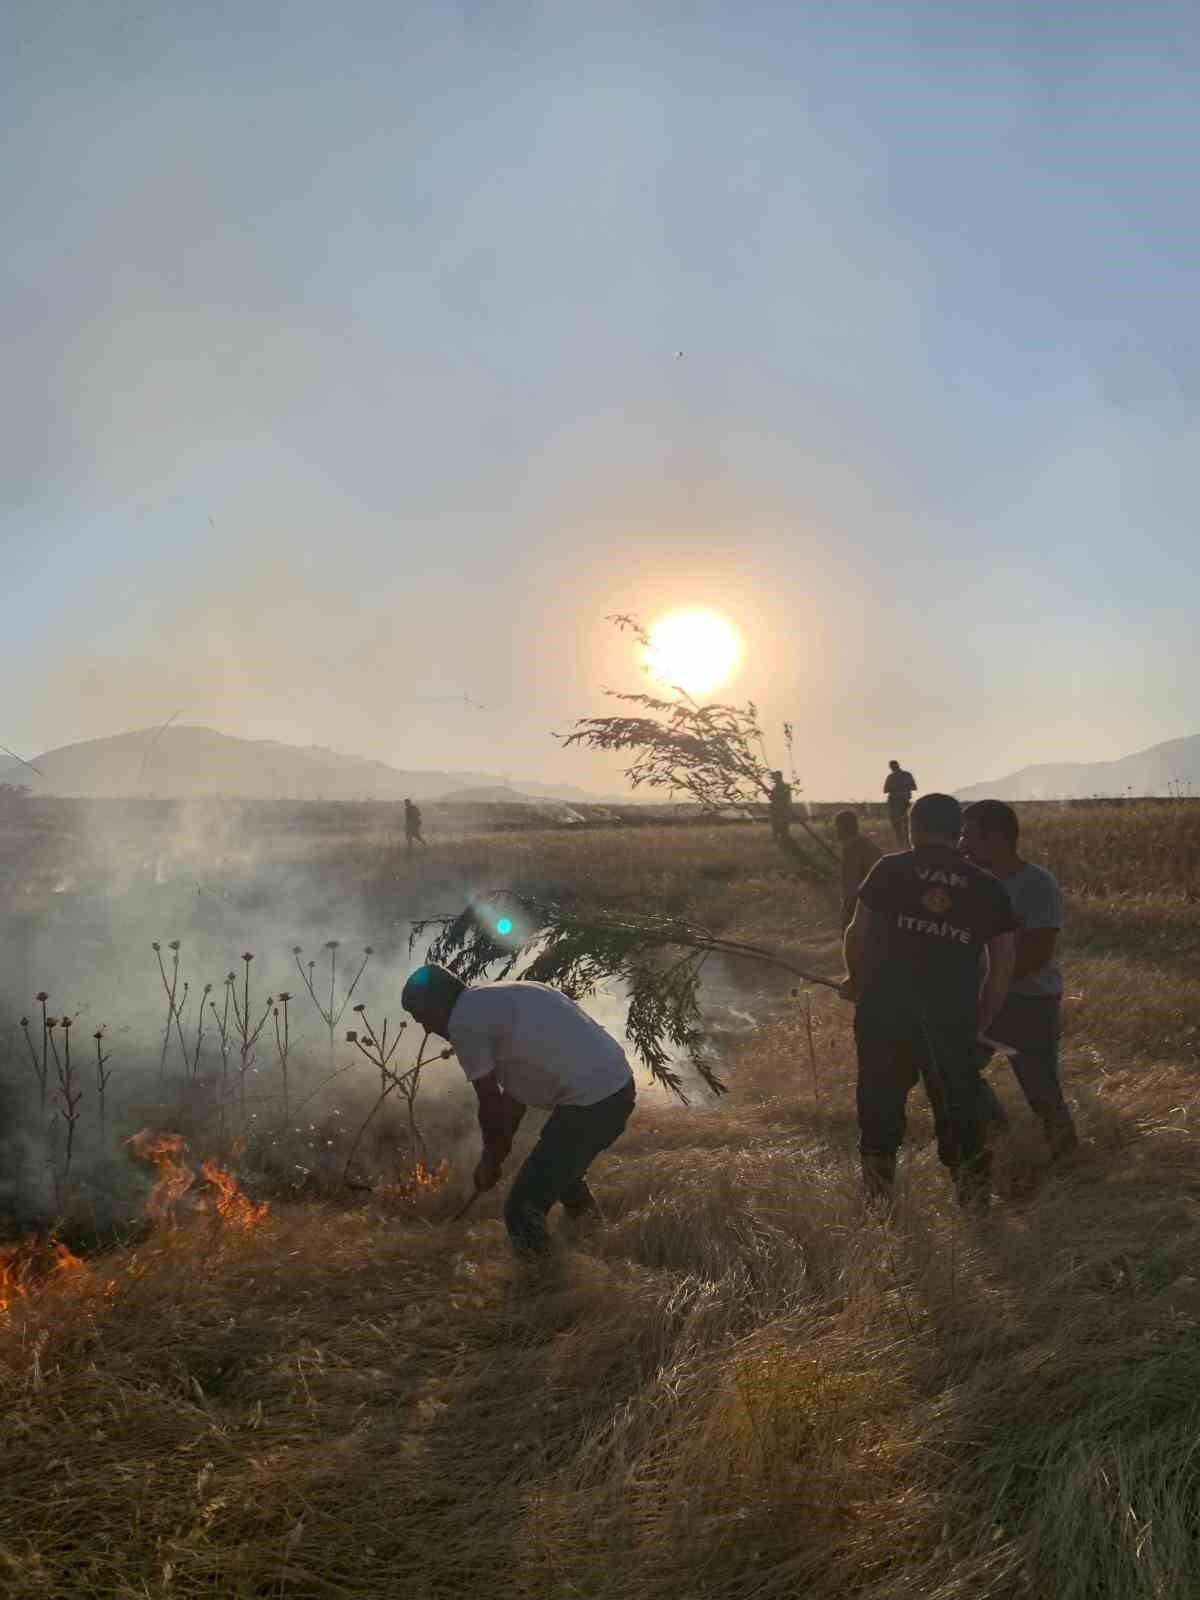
[0,726,629,804]
[957,734,1200,802]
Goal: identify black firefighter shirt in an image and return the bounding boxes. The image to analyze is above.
[857,844,1017,1017]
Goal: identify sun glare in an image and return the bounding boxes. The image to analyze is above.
[645,609,741,697]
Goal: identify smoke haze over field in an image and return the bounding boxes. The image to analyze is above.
[4,1,1200,797]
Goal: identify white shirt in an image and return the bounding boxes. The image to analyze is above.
[448,981,633,1109]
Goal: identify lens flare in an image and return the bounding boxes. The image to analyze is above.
[495,917,513,936]
[645,610,741,697]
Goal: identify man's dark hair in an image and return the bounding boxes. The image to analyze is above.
[770,770,783,782]
[910,792,962,839]
[833,809,859,834]
[962,799,1019,845]
[889,759,900,770]
[401,962,466,1022]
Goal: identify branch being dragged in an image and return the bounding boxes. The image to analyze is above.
[410,894,838,1104]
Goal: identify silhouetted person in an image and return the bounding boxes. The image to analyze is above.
[883,759,918,847]
[961,800,1078,1159]
[840,792,1016,1213]
[833,810,881,929]
[768,770,793,845]
[403,797,426,854]
[401,965,636,1260]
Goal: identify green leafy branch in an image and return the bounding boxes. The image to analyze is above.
[410,893,837,1105]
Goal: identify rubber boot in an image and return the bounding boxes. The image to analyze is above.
[861,1152,897,1210]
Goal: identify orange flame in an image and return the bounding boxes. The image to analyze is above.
[0,1238,83,1316]
[382,1158,450,1208]
[200,1159,270,1229]
[124,1129,194,1220]
[125,1130,269,1230]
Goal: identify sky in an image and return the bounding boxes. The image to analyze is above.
[3,0,1198,800]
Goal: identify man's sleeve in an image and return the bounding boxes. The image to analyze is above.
[858,857,895,913]
[985,878,1019,939]
[447,1016,497,1084]
[1022,871,1064,930]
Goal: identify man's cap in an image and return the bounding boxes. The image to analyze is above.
[910,792,962,838]
[401,963,465,1018]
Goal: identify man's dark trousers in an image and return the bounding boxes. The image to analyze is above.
[977,994,1075,1155]
[504,1081,636,1257]
[856,993,988,1202]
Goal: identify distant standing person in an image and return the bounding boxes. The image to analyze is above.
[960,801,1078,1158]
[768,770,793,845]
[883,759,918,847]
[400,965,636,1260]
[404,797,426,854]
[833,810,881,929]
[840,792,1016,1212]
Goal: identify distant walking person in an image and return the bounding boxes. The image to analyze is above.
[883,759,918,847]
[768,771,793,845]
[840,792,1016,1212]
[833,810,881,929]
[403,798,426,854]
[960,801,1078,1158]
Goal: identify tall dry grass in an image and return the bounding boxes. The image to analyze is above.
[2,804,1199,1597]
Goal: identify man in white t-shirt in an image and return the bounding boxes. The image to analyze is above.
[400,964,636,1257]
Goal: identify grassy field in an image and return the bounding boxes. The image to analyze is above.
[2,804,1200,1597]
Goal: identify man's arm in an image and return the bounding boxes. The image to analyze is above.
[840,901,873,1000]
[471,1072,527,1188]
[1014,925,1058,979]
[978,932,1016,1035]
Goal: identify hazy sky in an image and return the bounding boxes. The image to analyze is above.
[4,0,1198,799]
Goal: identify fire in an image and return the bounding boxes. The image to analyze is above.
[382,1158,450,1208]
[125,1130,194,1220]
[125,1129,269,1231]
[0,1238,83,1316]
[200,1159,270,1229]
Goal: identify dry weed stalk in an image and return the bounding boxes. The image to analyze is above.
[292,941,373,1055]
[92,1027,113,1131]
[18,992,50,1110]
[151,940,189,1084]
[273,992,293,1120]
[230,952,272,1124]
[341,1017,451,1182]
[45,1015,83,1185]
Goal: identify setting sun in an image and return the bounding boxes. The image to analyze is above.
[644,609,741,697]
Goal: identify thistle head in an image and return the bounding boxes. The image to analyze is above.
[168,940,181,952]
[345,1030,358,1043]
[292,945,302,955]
[324,940,340,951]
[36,991,48,1003]
[363,946,374,956]
[277,991,292,1003]
[241,951,254,963]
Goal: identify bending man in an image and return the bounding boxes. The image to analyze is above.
[401,964,636,1257]
[840,792,1016,1211]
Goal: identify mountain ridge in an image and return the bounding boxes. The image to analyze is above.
[0,725,631,804]
[956,733,1200,802]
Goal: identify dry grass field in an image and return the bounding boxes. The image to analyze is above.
[2,802,1200,1598]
